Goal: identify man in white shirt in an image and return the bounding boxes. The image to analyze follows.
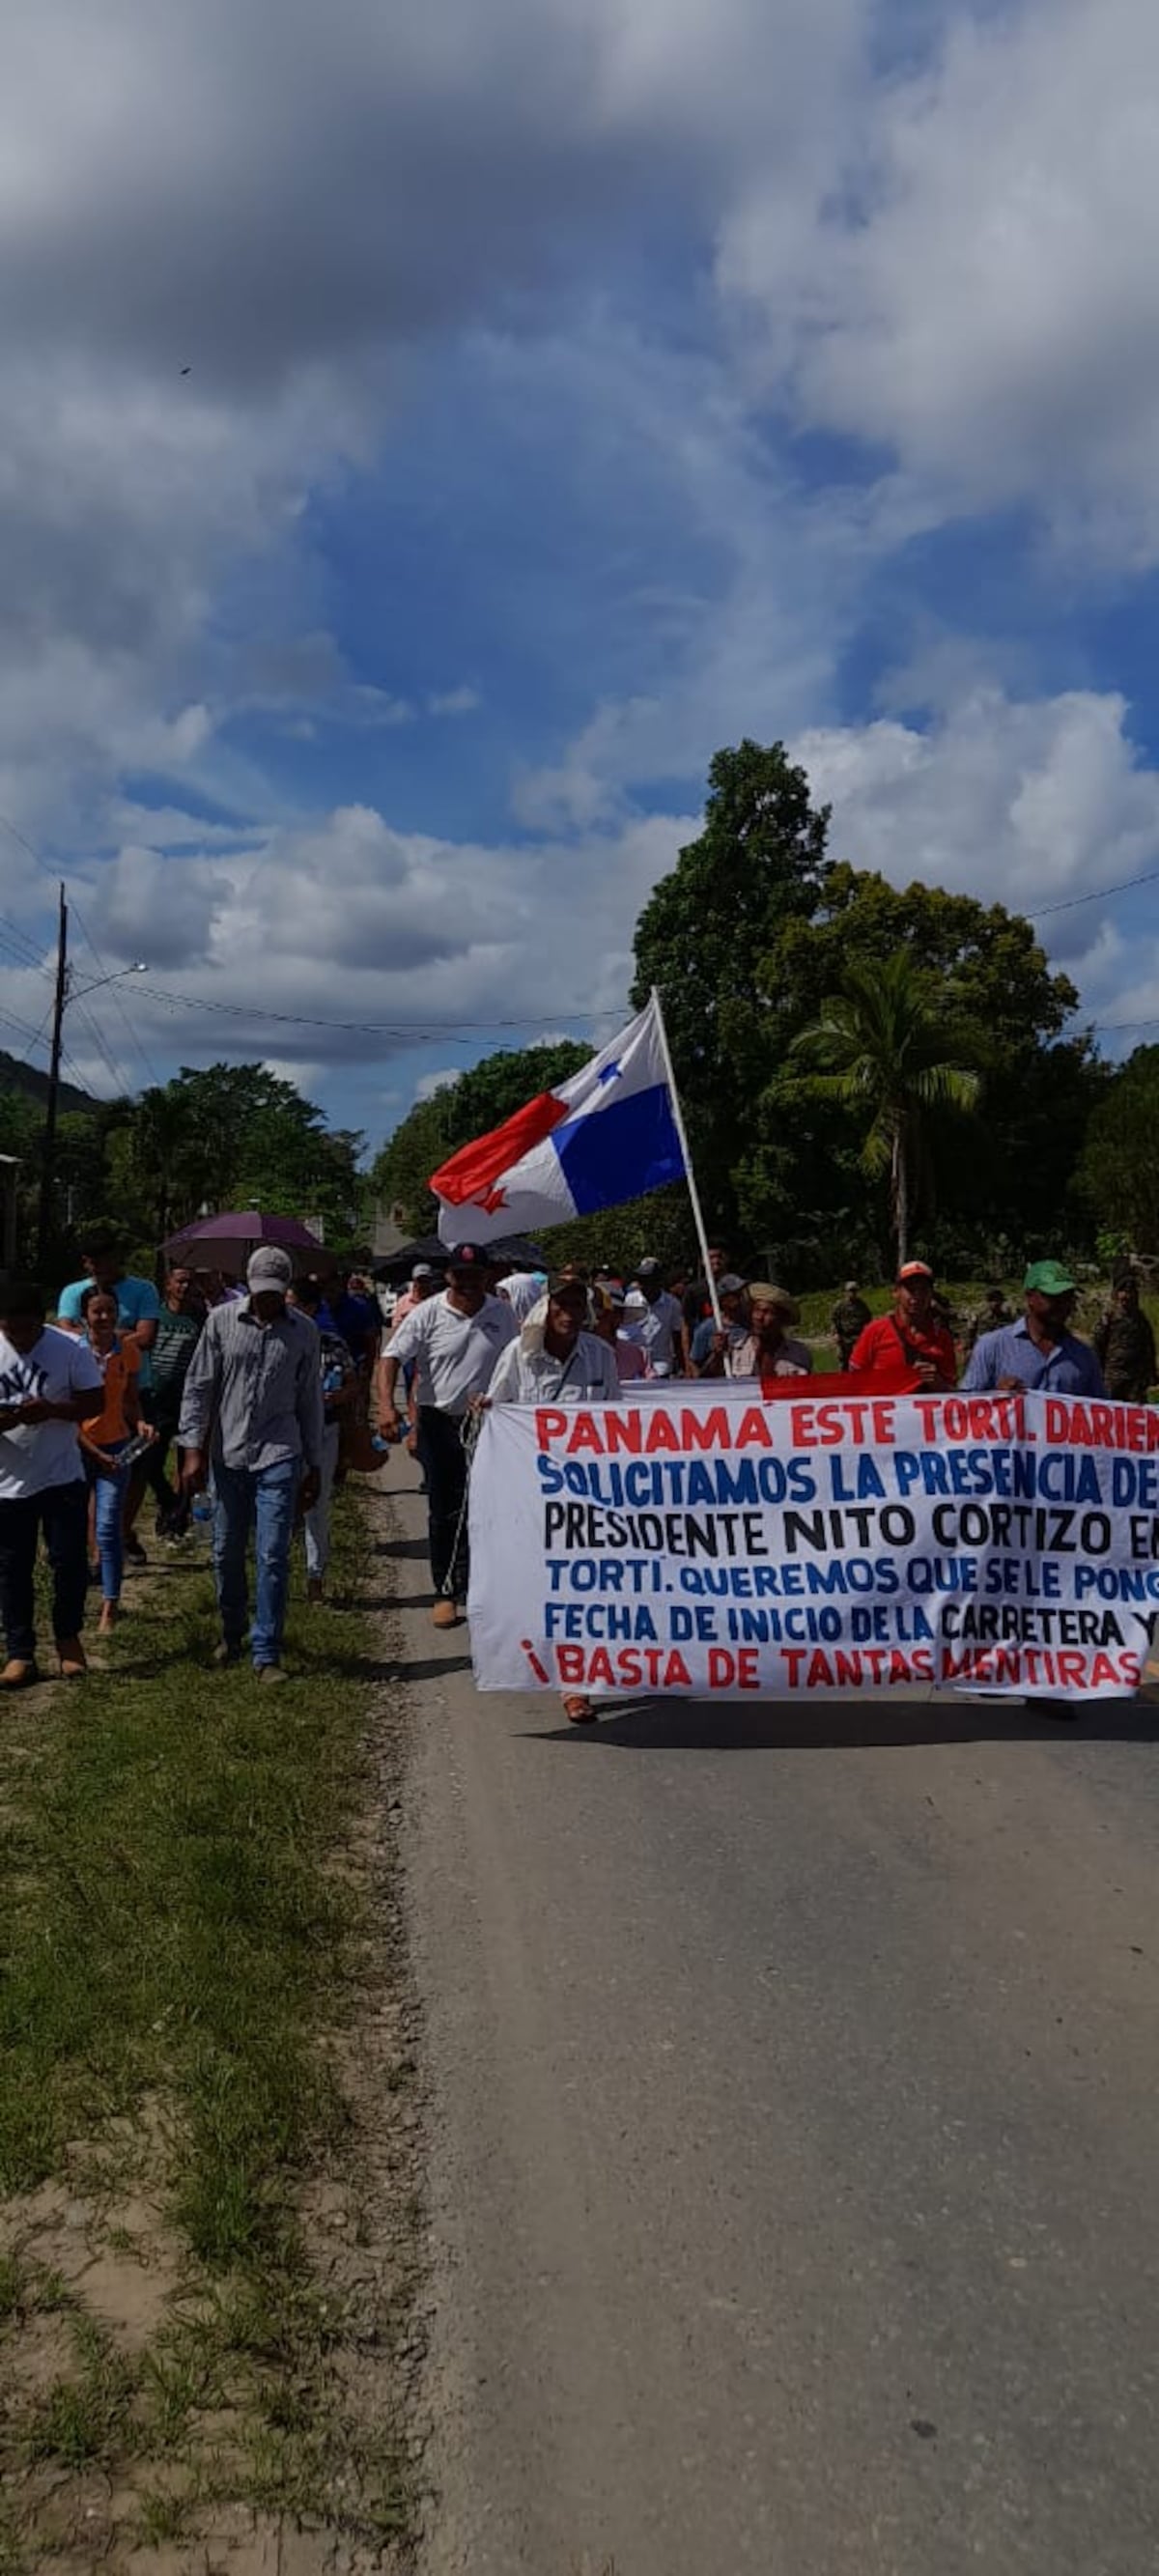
[632,1258,686,1376]
[380,1243,516,1628]
[0,1273,103,1686]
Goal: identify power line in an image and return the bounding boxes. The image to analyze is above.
[0,813,156,1090]
[7,788,1159,1063]
[69,897,162,1090]
[0,916,51,975]
[64,999,127,1098]
[19,1002,56,1064]
[137,976,627,1039]
[0,998,90,1088]
[0,1001,61,1052]
[0,807,56,883]
[1028,863,1159,921]
[127,973,1153,1049]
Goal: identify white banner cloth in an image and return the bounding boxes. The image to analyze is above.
[466,1384,1159,1701]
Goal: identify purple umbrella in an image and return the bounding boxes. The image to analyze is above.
[162,1210,325,1277]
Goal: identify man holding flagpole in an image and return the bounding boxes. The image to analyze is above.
[379,1245,515,1628]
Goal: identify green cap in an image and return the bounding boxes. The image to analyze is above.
[1024,1259,1077,1297]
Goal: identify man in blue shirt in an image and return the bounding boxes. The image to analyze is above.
[56,1230,160,1381]
[690,1276,749,1374]
[962,1260,1106,1398]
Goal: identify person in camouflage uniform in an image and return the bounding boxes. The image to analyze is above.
[1094,1275,1157,1402]
[965,1288,1012,1354]
[831,1280,871,1369]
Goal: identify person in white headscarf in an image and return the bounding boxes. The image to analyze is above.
[498,1269,548,1326]
[486,1273,618,1407]
[478,1273,619,1723]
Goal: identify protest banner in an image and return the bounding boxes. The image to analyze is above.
[466,1383,1159,1701]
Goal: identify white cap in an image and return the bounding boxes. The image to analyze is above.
[246,1245,293,1290]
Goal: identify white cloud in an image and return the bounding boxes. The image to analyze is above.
[414,1067,463,1101]
[722,0,1159,555]
[3,0,1159,1130]
[7,678,1159,1112]
[427,687,481,718]
[792,687,1159,957]
[45,800,694,1082]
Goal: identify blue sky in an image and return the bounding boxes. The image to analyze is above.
[3,0,1159,1154]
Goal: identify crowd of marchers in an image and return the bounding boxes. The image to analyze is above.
[375,1240,1154,1722]
[0,1230,380,1690]
[0,1226,1152,1710]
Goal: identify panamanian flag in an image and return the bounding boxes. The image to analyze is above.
[430,997,687,1245]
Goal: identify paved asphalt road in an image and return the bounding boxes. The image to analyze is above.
[371,1471,1159,2576]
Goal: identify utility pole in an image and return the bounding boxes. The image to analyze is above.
[36,883,68,1279]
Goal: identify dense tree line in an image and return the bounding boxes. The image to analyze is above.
[5,1062,365,1281]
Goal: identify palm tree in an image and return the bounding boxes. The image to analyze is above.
[786,953,981,1267]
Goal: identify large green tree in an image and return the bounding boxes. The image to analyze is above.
[787,954,982,1266]
[760,864,1095,1263]
[1076,1048,1159,1251]
[114,1064,365,1256]
[631,744,1092,1267]
[631,740,832,1224]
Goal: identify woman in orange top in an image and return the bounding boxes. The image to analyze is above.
[78,1287,145,1630]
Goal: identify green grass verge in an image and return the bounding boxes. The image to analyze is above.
[0,1495,414,2562]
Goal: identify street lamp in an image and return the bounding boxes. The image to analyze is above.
[70,963,148,1004]
[35,878,151,1270]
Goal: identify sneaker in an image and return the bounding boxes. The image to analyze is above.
[255,1662,288,1685]
[212,1640,243,1667]
[56,1636,87,1681]
[431,1599,459,1629]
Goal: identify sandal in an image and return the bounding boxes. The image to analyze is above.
[0,1658,40,1689]
[562,1694,597,1724]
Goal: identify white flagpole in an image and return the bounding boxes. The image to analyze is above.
[650,985,724,1336]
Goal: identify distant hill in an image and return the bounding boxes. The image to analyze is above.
[0,1047,102,1118]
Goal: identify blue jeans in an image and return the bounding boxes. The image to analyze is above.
[88,1439,129,1600]
[212,1458,298,1667]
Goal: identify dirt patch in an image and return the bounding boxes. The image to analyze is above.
[0,1488,426,2574]
[3,2307,74,2399]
